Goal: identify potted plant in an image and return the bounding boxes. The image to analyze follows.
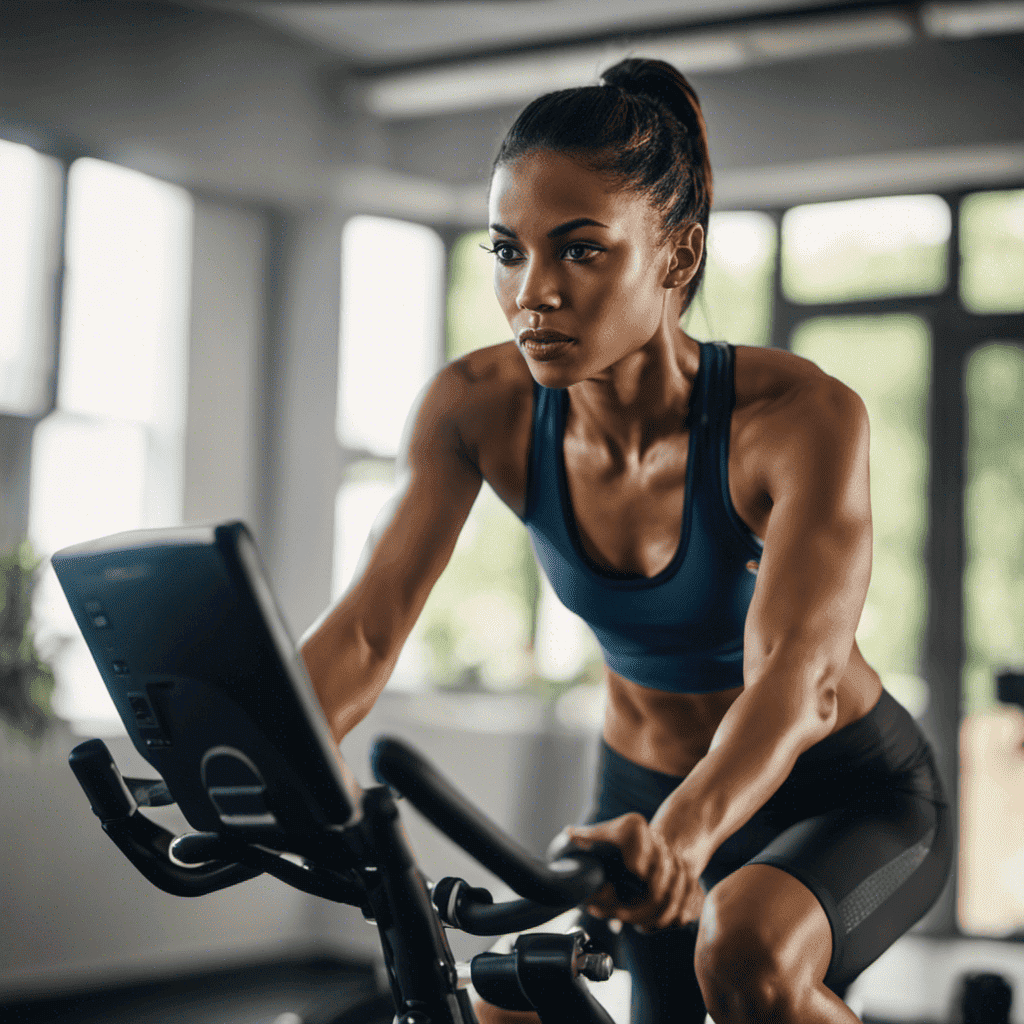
[0,541,56,743]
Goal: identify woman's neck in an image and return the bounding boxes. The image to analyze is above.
[566,329,701,459]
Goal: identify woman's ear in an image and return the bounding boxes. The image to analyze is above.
[663,222,704,291]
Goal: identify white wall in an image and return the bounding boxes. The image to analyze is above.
[262,205,344,638]
[184,198,268,538]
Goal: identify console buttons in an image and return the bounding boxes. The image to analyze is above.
[127,692,157,727]
[84,600,111,629]
[127,692,172,748]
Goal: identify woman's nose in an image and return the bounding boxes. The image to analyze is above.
[516,259,561,312]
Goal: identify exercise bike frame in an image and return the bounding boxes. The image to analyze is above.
[53,522,641,1024]
[69,732,634,1024]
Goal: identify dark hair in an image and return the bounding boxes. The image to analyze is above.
[493,57,713,307]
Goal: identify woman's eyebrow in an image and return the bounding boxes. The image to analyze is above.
[548,217,609,237]
[488,217,609,239]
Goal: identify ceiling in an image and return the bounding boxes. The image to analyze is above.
[197,0,911,66]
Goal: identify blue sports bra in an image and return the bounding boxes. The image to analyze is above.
[519,341,764,694]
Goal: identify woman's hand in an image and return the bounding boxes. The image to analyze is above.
[565,813,704,932]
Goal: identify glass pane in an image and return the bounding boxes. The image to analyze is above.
[960,190,1024,313]
[0,139,62,415]
[963,342,1024,714]
[31,159,192,728]
[338,216,443,456]
[333,464,601,696]
[411,483,551,694]
[333,463,428,689]
[960,341,1024,936]
[59,158,192,430]
[791,315,930,717]
[684,210,776,347]
[28,413,150,726]
[447,230,513,361]
[333,461,398,600]
[782,195,950,304]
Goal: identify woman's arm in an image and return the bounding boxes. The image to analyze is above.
[651,372,873,865]
[300,363,484,743]
[569,370,873,928]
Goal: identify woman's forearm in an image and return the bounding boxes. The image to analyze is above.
[300,601,397,743]
[650,666,838,870]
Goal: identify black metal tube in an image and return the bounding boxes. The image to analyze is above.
[371,737,605,905]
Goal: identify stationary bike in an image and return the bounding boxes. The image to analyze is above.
[53,521,644,1024]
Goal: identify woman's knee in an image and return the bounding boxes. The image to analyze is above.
[694,879,818,1022]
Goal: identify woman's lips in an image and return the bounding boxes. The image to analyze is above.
[518,329,575,360]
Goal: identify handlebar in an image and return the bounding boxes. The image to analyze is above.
[370,736,646,934]
[69,740,364,904]
[69,739,263,897]
[70,733,645,937]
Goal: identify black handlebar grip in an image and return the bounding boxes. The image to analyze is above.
[567,841,647,905]
[69,739,262,897]
[69,739,139,821]
[546,832,648,905]
[103,814,263,897]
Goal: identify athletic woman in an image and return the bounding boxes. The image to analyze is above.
[301,58,951,1024]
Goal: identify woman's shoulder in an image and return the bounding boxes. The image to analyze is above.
[732,343,865,423]
[435,341,536,494]
[440,340,533,424]
[730,343,868,463]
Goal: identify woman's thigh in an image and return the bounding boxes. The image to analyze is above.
[601,792,950,1021]
[745,792,952,992]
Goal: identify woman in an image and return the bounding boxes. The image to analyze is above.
[301,58,951,1024]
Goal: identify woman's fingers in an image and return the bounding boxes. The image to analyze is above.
[566,815,700,931]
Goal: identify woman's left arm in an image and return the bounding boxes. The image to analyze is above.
[653,372,873,861]
[568,372,873,928]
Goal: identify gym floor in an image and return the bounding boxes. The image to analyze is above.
[0,958,961,1024]
[0,956,393,1024]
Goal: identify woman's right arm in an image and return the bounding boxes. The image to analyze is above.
[300,363,484,743]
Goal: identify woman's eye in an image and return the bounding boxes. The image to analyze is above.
[481,242,520,264]
[563,243,599,261]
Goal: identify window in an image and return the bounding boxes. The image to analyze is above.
[334,217,445,687]
[960,189,1024,314]
[782,194,950,303]
[434,228,601,695]
[0,139,62,415]
[960,341,1024,935]
[335,221,611,696]
[337,216,443,456]
[29,158,193,728]
[446,229,512,361]
[684,210,776,347]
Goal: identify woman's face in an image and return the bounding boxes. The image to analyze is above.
[487,148,693,388]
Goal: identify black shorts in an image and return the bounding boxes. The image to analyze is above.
[581,688,952,1022]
